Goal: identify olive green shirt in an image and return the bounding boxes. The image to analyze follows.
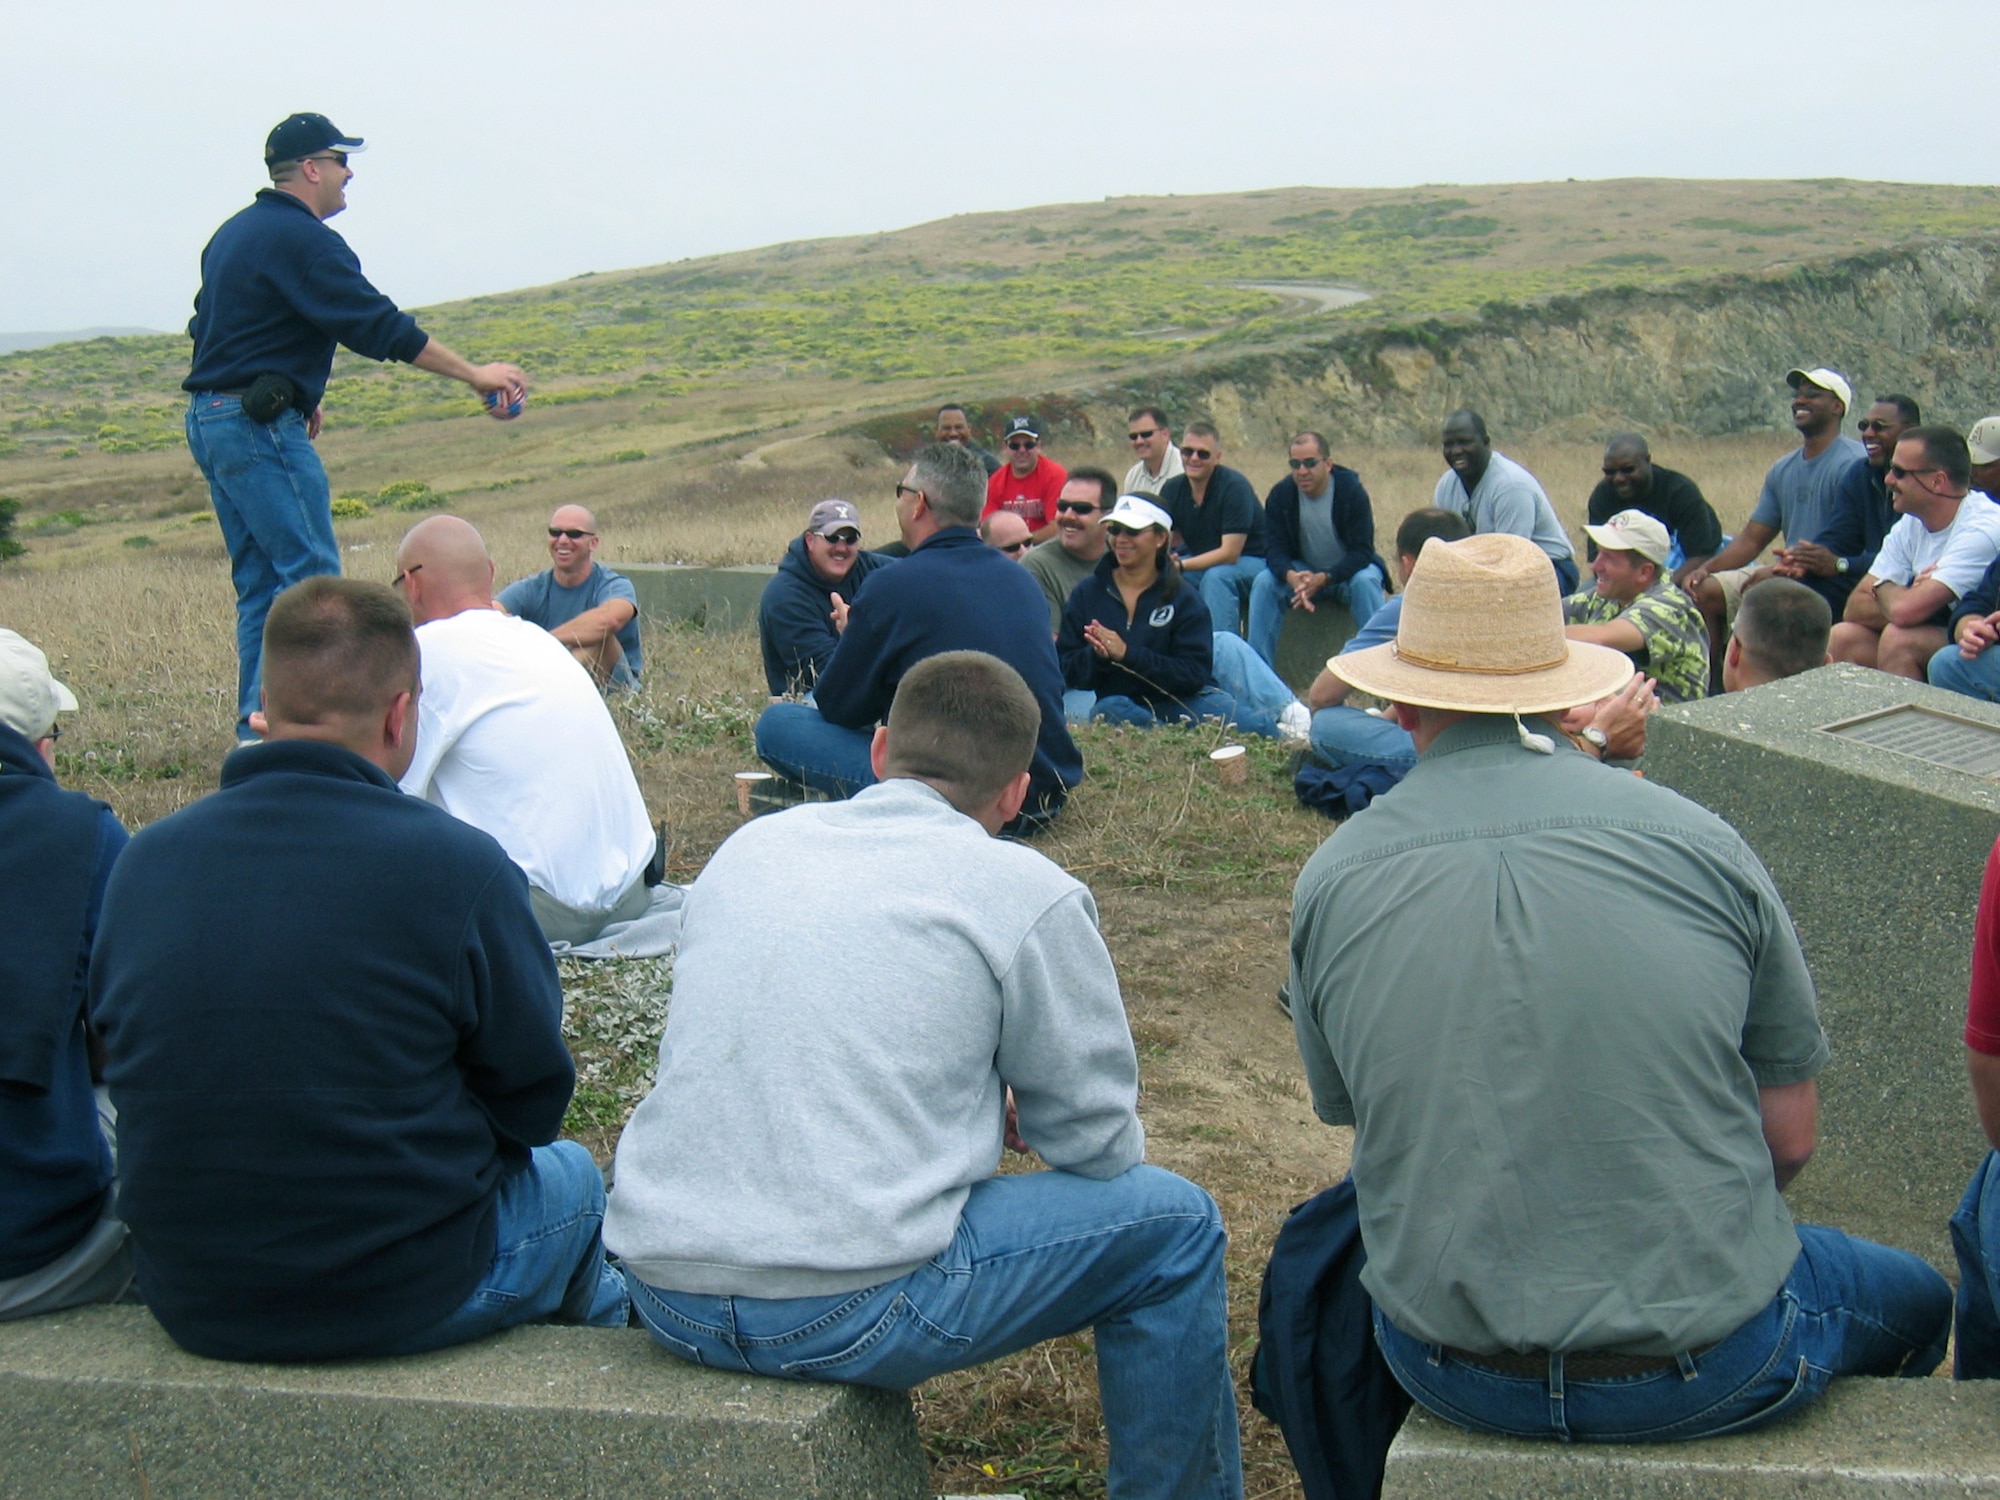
[1023,540,1098,634]
[1290,717,1828,1355]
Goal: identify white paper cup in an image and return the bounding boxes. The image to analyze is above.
[1210,744,1248,786]
[734,770,774,814]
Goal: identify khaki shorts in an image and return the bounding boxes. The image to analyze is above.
[1706,566,1760,626]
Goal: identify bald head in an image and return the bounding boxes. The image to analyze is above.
[397,515,497,625]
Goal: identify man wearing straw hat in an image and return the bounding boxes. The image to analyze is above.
[1284,532,1949,1447]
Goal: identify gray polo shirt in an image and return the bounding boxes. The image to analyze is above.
[1290,717,1827,1356]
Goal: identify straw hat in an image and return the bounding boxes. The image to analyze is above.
[1331,533,1634,714]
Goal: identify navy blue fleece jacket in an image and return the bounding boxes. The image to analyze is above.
[757,537,896,695]
[812,527,1082,815]
[1058,555,1216,706]
[184,190,429,411]
[1261,467,1387,587]
[89,740,571,1362]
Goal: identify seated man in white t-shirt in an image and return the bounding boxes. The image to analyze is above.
[1829,427,2000,681]
[393,516,657,944]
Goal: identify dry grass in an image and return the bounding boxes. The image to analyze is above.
[0,432,1808,1499]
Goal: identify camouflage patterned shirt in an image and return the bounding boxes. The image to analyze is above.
[1564,579,1710,704]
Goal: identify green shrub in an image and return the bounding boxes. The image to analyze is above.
[122,534,155,549]
[611,448,647,463]
[329,497,373,520]
[0,496,22,561]
[377,479,447,512]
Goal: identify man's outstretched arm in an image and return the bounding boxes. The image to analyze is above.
[413,339,527,405]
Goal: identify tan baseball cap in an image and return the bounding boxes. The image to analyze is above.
[1968,416,2000,466]
[1787,366,1853,413]
[0,629,79,740]
[1582,508,1672,565]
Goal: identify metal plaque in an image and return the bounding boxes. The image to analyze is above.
[1818,704,2000,778]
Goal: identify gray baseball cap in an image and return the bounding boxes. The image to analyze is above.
[807,499,861,536]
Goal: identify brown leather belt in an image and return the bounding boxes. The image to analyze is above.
[1444,1344,1711,1379]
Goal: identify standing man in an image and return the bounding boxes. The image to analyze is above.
[91,578,626,1361]
[0,632,133,1322]
[1684,368,1866,673]
[755,444,1082,825]
[1563,509,1710,705]
[497,506,643,690]
[1433,410,1577,591]
[1585,435,1722,583]
[185,113,531,742]
[982,416,1069,543]
[1283,532,1950,1451]
[1248,431,1388,667]
[1160,422,1267,638]
[1122,406,1183,498]
[1831,427,2000,680]
[757,498,894,697]
[934,404,1000,475]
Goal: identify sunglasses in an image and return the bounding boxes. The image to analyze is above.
[1128,427,1159,441]
[1179,445,1214,460]
[998,540,1029,555]
[1006,438,1039,451]
[1105,523,1157,538]
[895,482,925,501]
[548,527,595,540]
[820,529,861,545]
[1857,419,1898,433]
[1287,457,1322,470]
[1055,500,1100,515]
[392,563,423,587]
[1887,464,1941,480]
[305,151,348,168]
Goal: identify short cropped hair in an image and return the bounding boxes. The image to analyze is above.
[1904,425,1972,489]
[882,651,1041,813]
[1128,406,1169,429]
[262,577,418,725]
[1182,420,1220,445]
[1733,577,1831,683]
[1874,394,1922,424]
[1394,506,1472,560]
[1445,408,1490,441]
[1290,431,1331,459]
[908,442,986,526]
[1603,431,1650,459]
[1065,465,1118,506]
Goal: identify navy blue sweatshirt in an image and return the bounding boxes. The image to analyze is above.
[757,537,896,695]
[89,740,571,1362]
[1814,455,1898,609]
[813,527,1083,816]
[1262,467,1388,588]
[0,726,125,1279]
[184,190,429,411]
[1058,554,1216,707]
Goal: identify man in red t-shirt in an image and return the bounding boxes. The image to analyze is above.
[983,415,1068,544]
[1955,836,2000,1376]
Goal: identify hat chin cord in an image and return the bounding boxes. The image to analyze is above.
[1512,713,1555,754]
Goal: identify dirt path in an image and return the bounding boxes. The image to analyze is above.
[1229,281,1373,316]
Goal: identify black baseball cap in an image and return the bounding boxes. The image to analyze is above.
[265,113,366,164]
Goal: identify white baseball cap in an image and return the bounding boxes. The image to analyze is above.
[1581,508,1672,565]
[1103,495,1173,532]
[0,629,79,740]
[1787,367,1853,413]
[1968,416,2000,466]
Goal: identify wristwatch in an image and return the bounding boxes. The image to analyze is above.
[1578,726,1609,755]
[1836,556,1849,575]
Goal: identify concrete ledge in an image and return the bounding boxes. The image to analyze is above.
[1383,1377,2000,1497]
[623,563,775,633]
[0,1305,928,1499]
[1272,601,1357,693]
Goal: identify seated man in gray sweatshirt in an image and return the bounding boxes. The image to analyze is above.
[605,651,1241,1499]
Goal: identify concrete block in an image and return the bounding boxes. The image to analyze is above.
[1272,601,1358,693]
[1383,1376,2000,1497]
[0,1305,928,1499]
[1646,664,2000,1269]
[623,563,775,633]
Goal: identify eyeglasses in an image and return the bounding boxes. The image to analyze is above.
[820,529,861,545]
[392,563,423,587]
[45,721,62,744]
[998,540,1029,555]
[1179,446,1214,460]
[1858,419,1898,433]
[895,482,925,502]
[1055,500,1099,515]
[305,151,348,168]
[1128,427,1159,442]
[548,527,595,540]
[1287,457,1323,470]
[1006,438,1039,451]
[1887,464,1942,480]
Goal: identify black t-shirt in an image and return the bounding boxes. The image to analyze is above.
[1161,465,1266,559]
[1585,466,1722,561]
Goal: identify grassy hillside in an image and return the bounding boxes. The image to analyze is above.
[4,177,1997,464]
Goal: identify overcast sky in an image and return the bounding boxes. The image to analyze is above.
[2,0,1991,333]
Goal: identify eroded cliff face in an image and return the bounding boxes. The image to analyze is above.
[1070,236,2000,448]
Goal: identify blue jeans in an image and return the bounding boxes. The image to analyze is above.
[1950,1148,2000,1377]
[1193,556,1265,638]
[755,701,876,797]
[185,395,342,737]
[1247,564,1387,668]
[1928,642,2000,703]
[1551,554,1580,595]
[624,1166,1241,1499]
[1376,1224,1949,1442]
[1309,705,1418,772]
[1093,686,1240,731]
[1072,635,1296,738]
[373,1141,629,1356]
